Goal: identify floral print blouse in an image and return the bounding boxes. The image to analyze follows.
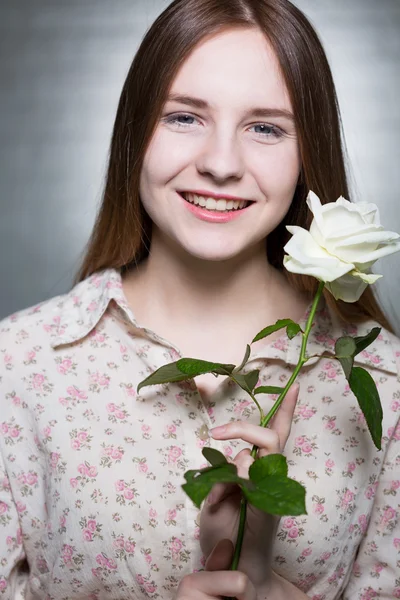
[0,267,399,600]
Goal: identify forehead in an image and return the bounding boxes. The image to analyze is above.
[169,28,292,112]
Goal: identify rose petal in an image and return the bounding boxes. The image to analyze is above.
[306,191,325,236]
[307,192,384,247]
[325,274,369,303]
[311,222,383,244]
[284,226,355,282]
[349,269,382,284]
[331,231,400,264]
[323,197,381,226]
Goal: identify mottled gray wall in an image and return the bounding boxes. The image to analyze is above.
[0,0,399,333]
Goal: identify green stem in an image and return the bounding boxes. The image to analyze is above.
[227,281,325,580]
[229,374,264,420]
[249,391,264,421]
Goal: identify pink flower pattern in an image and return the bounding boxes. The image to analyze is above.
[0,267,399,599]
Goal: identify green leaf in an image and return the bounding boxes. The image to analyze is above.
[232,370,260,394]
[254,386,285,396]
[337,355,354,380]
[182,463,242,508]
[348,366,383,450]
[242,475,306,516]
[249,454,288,484]
[177,358,236,377]
[334,336,357,379]
[181,480,213,509]
[252,319,299,343]
[182,454,307,517]
[335,336,357,357]
[353,327,381,356]
[202,447,228,467]
[183,463,238,485]
[232,345,251,373]
[137,362,197,393]
[245,370,260,392]
[334,331,382,381]
[286,322,302,340]
[137,358,236,393]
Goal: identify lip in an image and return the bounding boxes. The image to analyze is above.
[177,192,253,223]
[178,189,254,203]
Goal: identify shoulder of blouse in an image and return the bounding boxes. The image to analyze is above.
[0,269,399,377]
[0,267,127,351]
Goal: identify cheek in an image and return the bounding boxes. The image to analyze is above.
[252,144,300,192]
[143,130,191,184]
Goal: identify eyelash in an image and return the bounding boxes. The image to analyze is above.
[163,113,285,139]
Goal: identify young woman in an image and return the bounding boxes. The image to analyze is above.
[0,0,399,599]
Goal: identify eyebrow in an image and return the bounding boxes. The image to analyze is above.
[166,93,295,122]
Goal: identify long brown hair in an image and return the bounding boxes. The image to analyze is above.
[73,0,394,332]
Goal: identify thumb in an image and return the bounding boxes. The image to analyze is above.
[205,538,234,572]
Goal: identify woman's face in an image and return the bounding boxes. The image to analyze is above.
[139,27,301,263]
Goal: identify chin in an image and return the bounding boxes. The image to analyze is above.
[181,244,247,263]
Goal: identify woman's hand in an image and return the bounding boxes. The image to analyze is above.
[175,538,257,599]
[199,384,300,590]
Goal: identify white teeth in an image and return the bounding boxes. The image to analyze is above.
[205,198,217,210]
[216,199,226,210]
[185,193,248,211]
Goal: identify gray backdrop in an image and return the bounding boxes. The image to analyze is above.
[1,0,399,334]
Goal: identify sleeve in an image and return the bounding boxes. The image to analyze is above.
[0,450,29,598]
[343,415,400,599]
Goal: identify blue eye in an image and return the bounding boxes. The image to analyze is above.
[165,114,197,127]
[163,113,284,139]
[250,124,284,139]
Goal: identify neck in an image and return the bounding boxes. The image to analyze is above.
[122,230,310,340]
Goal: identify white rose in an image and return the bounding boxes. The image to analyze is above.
[283,191,400,302]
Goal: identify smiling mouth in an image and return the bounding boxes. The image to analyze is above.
[180,192,253,212]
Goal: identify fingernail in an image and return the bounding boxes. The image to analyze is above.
[207,492,215,505]
[210,425,226,437]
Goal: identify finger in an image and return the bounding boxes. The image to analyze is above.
[206,456,237,504]
[206,450,253,505]
[232,448,254,479]
[179,570,257,600]
[182,544,257,600]
[210,421,280,454]
[206,481,239,506]
[267,383,300,449]
[205,538,234,571]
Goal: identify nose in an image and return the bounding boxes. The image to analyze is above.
[196,128,245,183]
